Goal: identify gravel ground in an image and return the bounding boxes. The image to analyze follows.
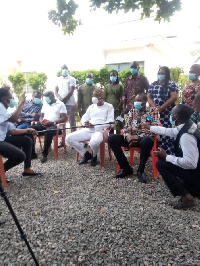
[1,143,200,266]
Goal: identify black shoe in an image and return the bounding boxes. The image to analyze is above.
[91,156,97,166]
[115,168,133,178]
[6,178,11,183]
[137,172,147,183]
[40,155,47,163]
[79,151,92,165]
[31,153,38,159]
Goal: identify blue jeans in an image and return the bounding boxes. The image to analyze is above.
[16,122,31,129]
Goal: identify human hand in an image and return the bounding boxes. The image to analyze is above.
[128,135,140,147]
[27,128,37,135]
[19,92,26,105]
[29,113,38,118]
[84,121,94,128]
[142,122,151,130]
[153,148,167,160]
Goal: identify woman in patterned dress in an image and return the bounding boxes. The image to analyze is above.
[147,66,179,154]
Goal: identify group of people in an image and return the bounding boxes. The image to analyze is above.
[1,61,200,226]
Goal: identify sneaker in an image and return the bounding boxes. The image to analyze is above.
[91,156,97,166]
[40,155,47,163]
[79,151,92,165]
[115,168,133,178]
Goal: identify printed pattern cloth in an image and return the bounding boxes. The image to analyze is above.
[191,112,200,128]
[148,81,179,154]
[182,81,200,109]
[20,100,43,122]
[123,106,160,138]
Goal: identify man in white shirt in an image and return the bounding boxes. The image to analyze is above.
[55,64,76,133]
[30,91,67,163]
[66,88,114,166]
[144,104,200,209]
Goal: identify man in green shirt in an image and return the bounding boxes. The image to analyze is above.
[78,73,96,117]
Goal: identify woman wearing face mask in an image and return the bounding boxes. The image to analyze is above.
[182,64,200,109]
[147,66,178,154]
[104,70,123,134]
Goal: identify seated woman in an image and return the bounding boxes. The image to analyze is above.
[0,88,40,182]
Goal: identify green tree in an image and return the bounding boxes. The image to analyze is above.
[8,72,26,99]
[49,0,182,35]
[28,73,48,94]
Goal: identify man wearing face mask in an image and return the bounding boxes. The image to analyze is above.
[29,91,67,163]
[16,90,43,129]
[108,93,160,182]
[182,64,200,109]
[143,104,200,209]
[66,88,114,166]
[78,73,96,118]
[123,61,149,113]
[55,64,76,133]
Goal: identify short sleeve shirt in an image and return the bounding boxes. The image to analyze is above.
[41,101,67,122]
[0,103,15,141]
[57,75,76,105]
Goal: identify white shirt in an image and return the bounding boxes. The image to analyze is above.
[41,101,67,122]
[81,102,114,132]
[150,124,199,169]
[0,103,15,141]
[57,75,76,105]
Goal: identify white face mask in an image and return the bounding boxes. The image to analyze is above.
[92,97,99,104]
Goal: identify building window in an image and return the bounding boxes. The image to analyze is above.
[106,61,145,72]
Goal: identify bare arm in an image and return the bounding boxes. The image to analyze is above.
[147,93,156,107]
[159,92,178,111]
[9,128,37,136]
[8,92,26,122]
[62,86,75,102]
[55,86,62,101]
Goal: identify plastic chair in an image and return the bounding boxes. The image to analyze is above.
[117,135,158,179]
[0,155,7,190]
[33,122,67,159]
[76,129,112,168]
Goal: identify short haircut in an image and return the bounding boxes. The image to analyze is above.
[94,87,104,98]
[175,104,193,120]
[137,93,147,102]
[0,88,10,101]
[192,64,200,75]
[43,91,54,98]
[32,90,41,96]
[131,61,139,68]
[159,66,171,81]
[61,64,68,69]
[86,72,93,78]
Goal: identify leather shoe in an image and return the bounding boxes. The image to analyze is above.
[79,151,92,165]
[173,198,196,210]
[137,172,147,183]
[40,155,47,163]
[91,156,97,166]
[115,168,133,178]
[31,153,37,159]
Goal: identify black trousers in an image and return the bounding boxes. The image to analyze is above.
[0,135,32,172]
[29,123,60,156]
[108,134,154,171]
[156,159,200,197]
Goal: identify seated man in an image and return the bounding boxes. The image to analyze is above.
[108,93,160,182]
[145,104,200,209]
[66,88,114,166]
[0,88,40,181]
[16,90,43,129]
[30,91,67,163]
[191,92,200,128]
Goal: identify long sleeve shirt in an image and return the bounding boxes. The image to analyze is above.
[150,124,199,169]
[20,100,43,122]
[81,102,114,132]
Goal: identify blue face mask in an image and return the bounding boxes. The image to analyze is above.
[62,69,68,77]
[188,73,196,81]
[33,98,41,105]
[110,76,117,83]
[8,98,16,108]
[134,102,142,110]
[169,115,175,126]
[86,78,93,85]
[158,74,165,81]
[130,68,138,74]
[45,97,51,104]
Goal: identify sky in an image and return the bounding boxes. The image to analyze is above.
[0,0,199,88]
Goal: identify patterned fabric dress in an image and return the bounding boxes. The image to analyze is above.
[148,81,179,154]
[182,81,200,110]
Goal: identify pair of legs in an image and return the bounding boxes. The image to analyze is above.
[108,135,154,181]
[156,160,200,208]
[16,122,31,129]
[0,136,36,175]
[65,105,76,133]
[29,123,60,162]
[66,129,103,166]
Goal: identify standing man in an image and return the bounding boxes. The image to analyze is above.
[55,64,76,132]
[144,104,200,209]
[78,73,96,117]
[123,61,149,113]
[16,90,43,129]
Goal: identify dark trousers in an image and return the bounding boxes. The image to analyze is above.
[0,135,32,171]
[108,134,154,171]
[156,160,200,197]
[30,123,59,156]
